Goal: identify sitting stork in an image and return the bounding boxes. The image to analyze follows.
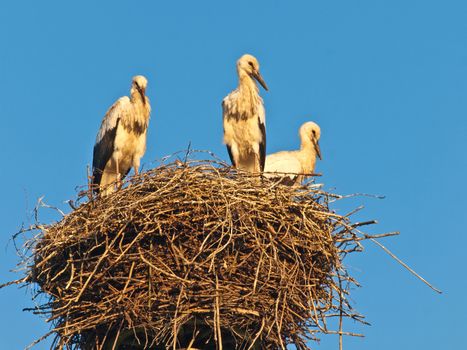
[264,121,322,185]
[222,54,268,173]
[92,75,151,195]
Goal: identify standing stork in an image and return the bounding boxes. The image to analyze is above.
[92,75,151,195]
[222,54,268,173]
[264,121,322,185]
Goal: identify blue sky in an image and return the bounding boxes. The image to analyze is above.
[1,0,465,348]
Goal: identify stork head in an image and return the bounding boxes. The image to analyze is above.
[237,54,269,91]
[132,75,148,103]
[300,121,322,160]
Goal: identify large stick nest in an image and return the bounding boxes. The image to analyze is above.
[14,156,369,349]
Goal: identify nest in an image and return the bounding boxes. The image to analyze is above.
[11,157,372,350]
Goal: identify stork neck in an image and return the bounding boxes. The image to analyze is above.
[130,89,146,105]
[300,136,315,154]
[299,138,317,174]
[129,89,151,126]
[238,71,259,94]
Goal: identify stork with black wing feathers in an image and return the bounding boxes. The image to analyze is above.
[222,54,268,173]
[92,75,151,196]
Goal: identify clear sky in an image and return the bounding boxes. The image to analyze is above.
[1,0,465,349]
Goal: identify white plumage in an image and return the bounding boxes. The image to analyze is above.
[264,121,322,185]
[222,54,268,173]
[92,75,151,195]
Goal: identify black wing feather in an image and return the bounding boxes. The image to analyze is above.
[226,144,236,168]
[258,118,266,172]
[279,175,297,186]
[222,99,237,168]
[92,119,119,192]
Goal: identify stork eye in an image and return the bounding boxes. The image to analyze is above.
[312,130,316,136]
[248,61,254,67]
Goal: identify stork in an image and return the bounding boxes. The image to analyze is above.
[222,54,268,173]
[264,121,322,185]
[92,75,151,195]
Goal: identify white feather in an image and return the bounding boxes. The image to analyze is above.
[95,97,130,144]
[264,151,302,176]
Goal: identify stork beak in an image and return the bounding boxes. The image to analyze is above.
[136,85,146,105]
[314,140,322,160]
[252,71,269,91]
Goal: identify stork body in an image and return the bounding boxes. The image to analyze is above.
[264,121,322,185]
[223,54,268,173]
[92,76,151,195]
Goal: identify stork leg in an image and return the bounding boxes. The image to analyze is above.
[133,158,140,176]
[251,144,261,174]
[115,154,123,190]
[255,154,263,184]
[228,143,240,169]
